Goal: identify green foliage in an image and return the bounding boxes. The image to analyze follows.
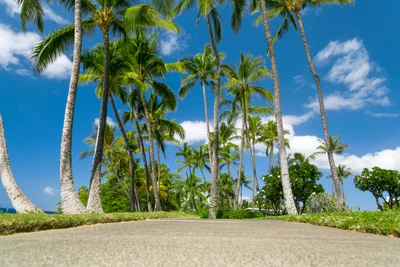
[305,192,341,214]
[0,212,198,235]
[199,210,264,219]
[259,162,324,213]
[354,167,400,211]
[266,211,400,237]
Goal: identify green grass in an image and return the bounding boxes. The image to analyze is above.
[0,212,199,235]
[265,211,400,237]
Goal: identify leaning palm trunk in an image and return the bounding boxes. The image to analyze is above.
[268,146,274,173]
[201,80,213,168]
[205,14,221,219]
[249,140,258,209]
[59,0,86,214]
[234,108,246,210]
[157,144,161,195]
[295,11,344,210]
[139,92,162,211]
[260,0,297,215]
[0,115,42,213]
[110,95,137,212]
[87,28,113,213]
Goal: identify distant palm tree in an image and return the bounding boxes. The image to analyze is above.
[254,0,354,210]
[327,165,352,198]
[222,54,273,210]
[183,171,206,213]
[178,44,224,166]
[315,135,349,156]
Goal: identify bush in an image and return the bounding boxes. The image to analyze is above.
[305,192,340,214]
[199,210,264,219]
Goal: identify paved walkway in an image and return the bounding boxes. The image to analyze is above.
[0,219,399,266]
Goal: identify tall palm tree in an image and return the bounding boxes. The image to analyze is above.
[315,135,349,156]
[172,0,230,219]
[218,173,235,209]
[31,0,178,213]
[182,171,206,213]
[222,53,273,210]
[124,32,178,211]
[257,0,353,210]
[258,120,290,173]
[178,44,224,167]
[79,41,141,211]
[229,0,296,214]
[0,114,43,213]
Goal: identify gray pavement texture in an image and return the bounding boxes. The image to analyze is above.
[0,219,399,267]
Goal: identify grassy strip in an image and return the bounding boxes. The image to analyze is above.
[265,211,400,237]
[0,212,199,235]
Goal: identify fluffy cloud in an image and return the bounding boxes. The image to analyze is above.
[308,39,391,111]
[94,117,116,128]
[0,23,40,69]
[179,120,213,144]
[159,32,187,56]
[0,0,68,24]
[44,186,56,196]
[42,54,73,79]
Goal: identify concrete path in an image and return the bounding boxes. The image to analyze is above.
[0,219,399,266]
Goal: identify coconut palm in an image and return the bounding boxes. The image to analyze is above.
[31,0,179,213]
[315,135,349,156]
[218,173,235,209]
[222,53,273,210]
[247,115,263,205]
[124,32,178,211]
[253,0,353,211]
[178,44,224,167]
[258,120,290,173]
[230,0,296,214]
[172,0,230,219]
[0,114,42,213]
[182,171,206,213]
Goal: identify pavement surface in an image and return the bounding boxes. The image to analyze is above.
[0,219,399,267]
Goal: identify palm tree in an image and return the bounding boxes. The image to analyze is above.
[172,0,229,219]
[237,170,252,205]
[31,0,179,213]
[218,173,235,209]
[124,32,178,211]
[235,0,297,214]
[0,114,42,213]
[257,0,353,210]
[315,135,349,156]
[190,145,211,183]
[182,171,206,213]
[258,120,290,173]
[80,41,141,212]
[292,152,315,165]
[222,53,273,210]
[247,115,263,206]
[178,44,224,167]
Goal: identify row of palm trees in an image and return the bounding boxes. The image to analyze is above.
[0,0,353,216]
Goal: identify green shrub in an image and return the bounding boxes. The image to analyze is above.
[305,192,340,214]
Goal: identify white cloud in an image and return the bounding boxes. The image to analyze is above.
[308,39,391,111]
[42,54,73,79]
[179,120,213,144]
[16,68,34,78]
[159,32,186,56]
[0,23,40,69]
[365,111,399,118]
[0,0,68,24]
[44,186,56,196]
[94,117,116,128]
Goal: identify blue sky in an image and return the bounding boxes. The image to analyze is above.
[0,0,399,211]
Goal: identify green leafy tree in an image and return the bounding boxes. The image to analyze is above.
[354,167,400,211]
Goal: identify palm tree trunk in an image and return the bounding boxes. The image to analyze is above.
[129,103,152,212]
[260,0,297,215]
[234,105,246,210]
[87,28,112,214]
[295,11,344,211]
[139,92,162,211]
[113,167,130,201]
[0,115,42,213]
[157,144,161,196]
[59,0,86,214]
[268,146,274,174]
[109,95,137,212]
[227,158,231,180]
[201,80,213,168]
[205,14,221,219]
